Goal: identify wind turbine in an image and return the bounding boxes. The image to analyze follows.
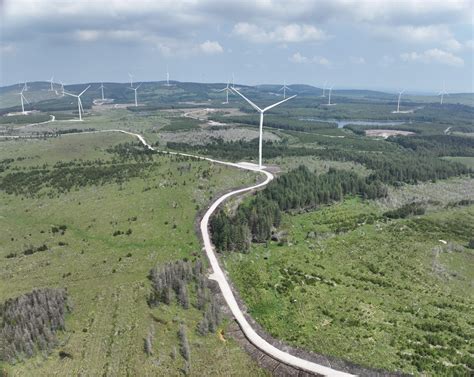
[218,81,232,104]
[99,82,105,100]
[321,81,327,97]
[327,86,335,105]
[129,84,141,107]
[22,82,28,92]
[395,90,404,113]
[48,76,54,91]
[232,72,235,89]
[128,73,134,88]
[18,88,29,114]
[164,66,171,86]
[438,84,448,105]
[232,88,297,168]
[279,80,291,99]
[59,81,65,97]
[63,85,91,121]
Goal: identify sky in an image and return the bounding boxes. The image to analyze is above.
[0,0,473,93]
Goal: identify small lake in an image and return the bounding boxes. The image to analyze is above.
[299,118,406,129]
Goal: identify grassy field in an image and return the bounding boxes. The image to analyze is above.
[442,156,474,169]
[0,133,266,376]
[223,198,474,374]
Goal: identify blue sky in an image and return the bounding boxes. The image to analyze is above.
[1,0,473,92]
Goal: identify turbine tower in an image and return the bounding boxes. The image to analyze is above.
[218,81,232,104]
[165,66,171,86]
[438,84,448,105]
[321,81,327,97]
[63,85,91,121]
[232,88,297,168]
[327,86,334,105]
[128,73,134,88]
[129,84,141,107]
[279,80,291,99]
[395,90,404,113]
[48,76,54,91]
[59,81,65,97]
[99,82,105,100]
[232,72,235,89]
[18,88,29,114]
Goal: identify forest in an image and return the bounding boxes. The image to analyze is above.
[148,259,222,336]
[168,138,471,186]
[389,134,474,157]
[211,166,387,253]
[0,288,70,363]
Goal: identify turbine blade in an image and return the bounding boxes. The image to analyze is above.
[63,92,78,98]
[78,85,91,97]
[135,83,142,89]
[23,94,30,104]
[232,88,262,112]
[263,94,297,112]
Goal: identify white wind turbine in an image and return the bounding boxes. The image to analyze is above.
[129,83,141,107]
[63,85,91,121]
[218,81,233,104]
[327,86,335,105]
[279,80,291,99]
[99,82,105,100]
[165,66,172,86]
[23,82,29,92]
[438,84,448,105]
[128,73,134,88]
[18,88,29,114]
[321,81,327,97]
[48,76,55,91]
[394,89,404,113]
[59,81,65,97]
[232,88,297,168]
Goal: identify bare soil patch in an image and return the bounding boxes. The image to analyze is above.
[365,129,415,138]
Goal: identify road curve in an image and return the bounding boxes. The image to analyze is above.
[61,129,355,377]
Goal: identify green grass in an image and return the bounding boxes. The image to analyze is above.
[161,117,202,132]
[442,156,474,169]
[0,134,266,376]
[224,198,474,375]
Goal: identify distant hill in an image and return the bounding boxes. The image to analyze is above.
[1,81,472,112]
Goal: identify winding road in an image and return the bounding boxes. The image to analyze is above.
[62,129,354,376]
[0,124,353,374]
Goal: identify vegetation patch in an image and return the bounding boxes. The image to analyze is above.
[0,288,70,363]
[224,202,474,374]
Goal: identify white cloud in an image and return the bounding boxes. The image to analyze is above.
[289,52,331,66]
[313,56,331,66]
[401,48,464,67]
[233,23,328,43]
[372,24,454,44]
[196,40,223,54]
[379,55,394,66]
[74,29,145,42]
[0,43,17,55]
[350,56,365,64]
[289,52,309,63]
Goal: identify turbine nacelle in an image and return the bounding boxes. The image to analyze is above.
[63,85,91,121]
[232,87,297,168]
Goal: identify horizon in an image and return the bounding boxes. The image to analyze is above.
[2,80,473,96]
[1,0,473,93]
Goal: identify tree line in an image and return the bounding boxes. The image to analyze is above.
[211,165,387,253]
